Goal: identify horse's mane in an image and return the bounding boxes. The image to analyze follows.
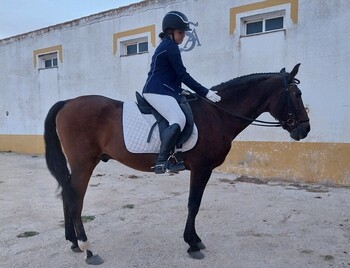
[211,72,281,92]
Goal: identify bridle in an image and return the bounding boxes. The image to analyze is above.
[280,78,310,129]
[195,77,309,128]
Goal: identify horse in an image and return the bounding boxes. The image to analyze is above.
[44,64,310,264]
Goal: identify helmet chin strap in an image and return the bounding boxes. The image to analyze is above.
[165,29,176,43]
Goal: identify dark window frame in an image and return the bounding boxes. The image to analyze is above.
[123,39,149,56]
[244,15,284,36]
[39,52,58,69]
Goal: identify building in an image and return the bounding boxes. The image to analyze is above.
[0,0,349,185]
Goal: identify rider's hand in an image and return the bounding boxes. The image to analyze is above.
[206,90,221,102]
[181,89,192,96]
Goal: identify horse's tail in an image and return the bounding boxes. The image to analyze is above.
[44,101,72,195]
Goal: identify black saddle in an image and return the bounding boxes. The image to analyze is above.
[135,92,195,148]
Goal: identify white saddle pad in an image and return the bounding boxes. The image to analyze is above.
[122,102,198,154]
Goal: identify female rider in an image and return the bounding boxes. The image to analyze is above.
[143,11,221,174]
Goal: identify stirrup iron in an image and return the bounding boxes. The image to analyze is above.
[165,154,185,174]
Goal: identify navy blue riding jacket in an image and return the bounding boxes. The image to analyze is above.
[143,37,209,102]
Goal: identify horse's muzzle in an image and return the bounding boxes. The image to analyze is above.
[290,122,310,141]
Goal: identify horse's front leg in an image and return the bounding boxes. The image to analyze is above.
[184,168,212,259]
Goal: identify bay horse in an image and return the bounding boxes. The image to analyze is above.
[44,64,310,264]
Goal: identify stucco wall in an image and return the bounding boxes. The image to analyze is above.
[0,0,349,185]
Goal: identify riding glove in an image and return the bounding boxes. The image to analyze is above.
[181,89,192,96]
[206,90,221,102]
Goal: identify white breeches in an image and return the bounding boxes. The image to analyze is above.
[143,93,186,131]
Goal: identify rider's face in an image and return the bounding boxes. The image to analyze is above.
[173,29,186,44]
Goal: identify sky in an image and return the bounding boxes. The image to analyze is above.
[0,0,140,39]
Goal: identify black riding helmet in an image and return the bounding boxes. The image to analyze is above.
[162,11,191,32]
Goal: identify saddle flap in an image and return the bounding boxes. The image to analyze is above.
[135,92,152,114]
[177,96,194,147]
[122,101,198,154]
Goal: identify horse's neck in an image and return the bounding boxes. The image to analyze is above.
[222,83,272,118]
[217,80,281,137]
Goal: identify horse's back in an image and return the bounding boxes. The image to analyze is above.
[57,95,122,129]
[55,95,124,160]
[64,95,121,110]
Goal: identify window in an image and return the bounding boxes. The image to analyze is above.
[113,25,155,55]
[44,58,58,68]
[126,42,148,55]
[39,52,58,68]
[230,0,298,35]
[244,16,284,35]
[33,45,62,68]
[246,21,263,35]
[265,17,283,31]
[121,38,148,56]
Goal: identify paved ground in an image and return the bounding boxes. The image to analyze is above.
[0,152,349,268]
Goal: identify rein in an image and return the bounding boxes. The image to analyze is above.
[194,94,283,127]
[193,77,307,128]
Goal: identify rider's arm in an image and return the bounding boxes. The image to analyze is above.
[167,43,209,97]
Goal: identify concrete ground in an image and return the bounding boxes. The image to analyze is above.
[0,152,349,268]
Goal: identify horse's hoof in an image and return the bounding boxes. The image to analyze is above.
[197,241,206,250]
[85,254,104,265]
[187,248,205,259]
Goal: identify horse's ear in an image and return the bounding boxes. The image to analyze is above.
[280,68,286,73]
[289,63,301,81]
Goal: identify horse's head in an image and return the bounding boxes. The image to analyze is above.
[270,64,310,141]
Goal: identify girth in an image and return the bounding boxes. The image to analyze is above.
[135,92,194,148]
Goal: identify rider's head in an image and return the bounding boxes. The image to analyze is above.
[162,11,191,32]
[159,11,191,44]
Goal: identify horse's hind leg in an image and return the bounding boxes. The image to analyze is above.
[62,198,81,252]
[67,158,103,265]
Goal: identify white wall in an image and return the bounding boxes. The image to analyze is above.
[0,0,349,144]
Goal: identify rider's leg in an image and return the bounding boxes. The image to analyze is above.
[143,93,186,131]
[155,123,184,173]
[143,93,186,173]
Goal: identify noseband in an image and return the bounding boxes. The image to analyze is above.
[281,78,309,130]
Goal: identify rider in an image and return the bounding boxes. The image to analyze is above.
[143,11,221,174]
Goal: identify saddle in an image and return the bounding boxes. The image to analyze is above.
[135,92,195,148]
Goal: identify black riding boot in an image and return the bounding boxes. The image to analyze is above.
[154,123,186,174]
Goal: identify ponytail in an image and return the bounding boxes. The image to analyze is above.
[158,29,174,39]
